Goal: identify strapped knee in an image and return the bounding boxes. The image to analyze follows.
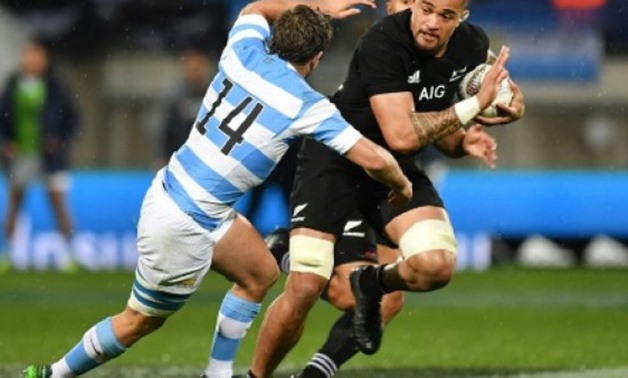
[398,219,457,258]
[289,235,334,279]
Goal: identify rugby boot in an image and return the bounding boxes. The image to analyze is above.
[23,365,52,378]
[349,265,384,355]
[265,228,290,273]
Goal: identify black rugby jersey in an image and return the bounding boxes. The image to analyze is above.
[331,9,489,149]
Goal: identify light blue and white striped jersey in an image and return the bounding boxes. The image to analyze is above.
[162,13,362,230]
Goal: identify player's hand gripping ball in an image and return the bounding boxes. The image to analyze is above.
[459,63,513,118]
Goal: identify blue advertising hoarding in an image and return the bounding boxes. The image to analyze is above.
[1,170,626,271]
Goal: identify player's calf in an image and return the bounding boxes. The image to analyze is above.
[397,250,455,292]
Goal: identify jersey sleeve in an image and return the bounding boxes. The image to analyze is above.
[290,97,362,155]
[357,31,409,96]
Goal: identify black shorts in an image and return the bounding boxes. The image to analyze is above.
[334,213,378,265]
[290,138,444,245]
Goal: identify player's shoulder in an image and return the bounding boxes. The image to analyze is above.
[360,10,413,55]
[453,21,490,50]
[447,21,490,62]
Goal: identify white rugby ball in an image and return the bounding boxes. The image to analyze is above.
[458,63,513,118]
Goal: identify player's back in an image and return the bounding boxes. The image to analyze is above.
[161,14,361,231]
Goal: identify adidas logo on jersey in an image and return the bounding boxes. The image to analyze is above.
[407,70,421,84]
[449,67,468,82]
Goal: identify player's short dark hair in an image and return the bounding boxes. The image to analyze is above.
[269,5,333,65]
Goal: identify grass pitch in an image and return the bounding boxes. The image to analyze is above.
[1,267,627,377]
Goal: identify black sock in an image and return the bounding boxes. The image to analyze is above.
[358,264,391,294]
[374,264,393,294]
[302,311,358,377]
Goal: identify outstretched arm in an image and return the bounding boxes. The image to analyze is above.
[242,0,376,22]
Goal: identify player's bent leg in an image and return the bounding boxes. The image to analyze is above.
[375,244,405,321]
[112,306,167,346]
[205,214,279,378]
[325,239,405,358]
[301,262,404,377]
[253,271,328,378]
[383,206,457,292]
[251,229,335,378]
[265,227,291,273]
[326,262,403,322]
[211,214,280,301]
[41,306,167,378]
[350,206,455,354]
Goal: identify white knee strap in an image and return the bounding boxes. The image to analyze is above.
[398,219,457,258]
[289,235,334,279]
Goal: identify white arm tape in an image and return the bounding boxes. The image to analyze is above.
[454,96,481,126]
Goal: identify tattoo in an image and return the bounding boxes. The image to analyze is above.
[408,107,464,149]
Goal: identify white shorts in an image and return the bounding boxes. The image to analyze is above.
[128,172,235,317]
[9,155,70,192]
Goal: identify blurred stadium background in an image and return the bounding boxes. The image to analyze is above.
[0,0,627,377]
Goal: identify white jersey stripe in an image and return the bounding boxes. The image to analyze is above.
[290,99,362,154]
[222,29,267,60]
[221,48,303,118]
[232,14,270,34]
[167,156,231,220]
[186,128,262,193]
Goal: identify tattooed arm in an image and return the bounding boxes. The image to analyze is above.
[408,107,464,148]
[370,93,476,154]
[369,47,510,155]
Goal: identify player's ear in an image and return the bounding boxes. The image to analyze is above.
[460,10,469,22]
[309,51,324,73]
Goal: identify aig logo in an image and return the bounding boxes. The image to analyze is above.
[417,85,446,101]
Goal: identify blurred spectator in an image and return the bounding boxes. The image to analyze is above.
[161,47,214,164]
[0,38,80,272]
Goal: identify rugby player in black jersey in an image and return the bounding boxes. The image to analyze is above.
[249,0,524,377]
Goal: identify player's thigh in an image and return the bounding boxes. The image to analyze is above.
[131,180,218,317]
[377,243,401,264]
[366,167,454,256]
[211,213,279,291]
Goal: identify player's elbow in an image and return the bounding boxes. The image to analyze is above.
[385,136,417,155]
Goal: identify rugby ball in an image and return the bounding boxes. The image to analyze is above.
[458,63,513,118]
